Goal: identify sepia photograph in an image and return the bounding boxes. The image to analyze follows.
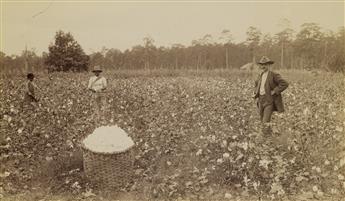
[0,0,344,200]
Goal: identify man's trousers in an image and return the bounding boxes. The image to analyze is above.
[258,95,273,123]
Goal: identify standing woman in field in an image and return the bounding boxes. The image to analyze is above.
[88,65,107,122]
[253,56,289,134]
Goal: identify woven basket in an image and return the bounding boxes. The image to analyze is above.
[81,138,134,189]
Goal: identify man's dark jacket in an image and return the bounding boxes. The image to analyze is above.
[254,71,289,112]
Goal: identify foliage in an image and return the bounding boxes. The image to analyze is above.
[328,27,345,73]
[1,24,345,74]
[45,31,89,72]
[0,49,45,74]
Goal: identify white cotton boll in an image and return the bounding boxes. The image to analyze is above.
[315,167,321,173]
[196,149,202,156]
[223,153,230,159]
[224,193,232,199]
[221,140,227,148]
[83,126,134,153]
[312,186,318,192]
[217,158,223,164]
[17,128,23,134]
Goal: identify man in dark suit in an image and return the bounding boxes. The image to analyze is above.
[254,56,289,132]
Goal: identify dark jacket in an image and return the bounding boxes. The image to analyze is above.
[254,71,289,112]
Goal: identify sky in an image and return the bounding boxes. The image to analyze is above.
[1,0,344,55]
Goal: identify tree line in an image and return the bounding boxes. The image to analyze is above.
[1,22,344,74]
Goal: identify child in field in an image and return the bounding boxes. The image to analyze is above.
[25,73,39,104]
[21,73,40,131]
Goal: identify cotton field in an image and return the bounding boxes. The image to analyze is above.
[0,70,344,201]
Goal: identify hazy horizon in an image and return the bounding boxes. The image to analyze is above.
[1,1,344,55]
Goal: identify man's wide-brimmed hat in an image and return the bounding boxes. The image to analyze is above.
[92,65,102,72]
[257,56,274,65]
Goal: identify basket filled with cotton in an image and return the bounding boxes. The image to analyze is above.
[81,125,135,189]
